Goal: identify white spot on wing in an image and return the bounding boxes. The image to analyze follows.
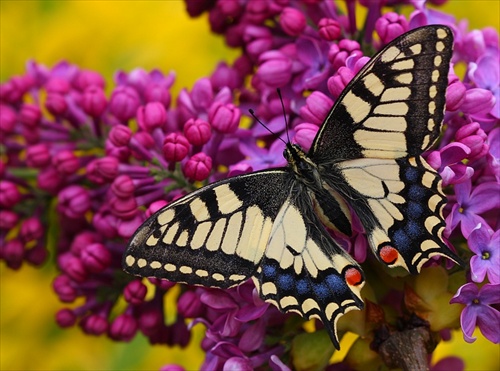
[380,87,411,102]
[373,102,408,116]
[157,208,175,225]
[391,59,414,70]
[364,116,406,132]
[343,91,372,123]
[125,255,135,267]
[191,222,211,249]
[214,184,243,214]
[362,73,384,96]
[381,46,403,62]
[206,218,226,251]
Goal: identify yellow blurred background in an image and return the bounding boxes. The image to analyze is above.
[1,1,499,370]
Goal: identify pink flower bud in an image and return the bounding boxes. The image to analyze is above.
[446,78,467,112]
[45,78,70,94]
[57,185,91,219]
[144,83,171,108]
[81,86,107,117]
[93,156,119,181]
[19,103,41,128]
[328,66,355,99]
[0,180,21,208]
[19,217,44,244]
[0,210,19,230]
[2,239,24,270]
[109,196,138,219]
[81,314,108,335]
[299,91,334,125]
[318,18,342,41]
[280,7,306,36]
[109,314,138,341]
[294,123,320,151]
[0,104,17,134]
[256,51,293,89]
[110,86,140,122]
[461,88,495,115]
[61,255,88,282]
[328,39,361,70]
[45,93,68,115]
[209,102,241,133]
[184,118,212,146]
[375,12,409,45]
[109,125,132,147]
[137,102,167,131]
[53,274,77,302]
[74,70,106,91]
[52,150,80,175]
[183,152,212,181]
[124,280,148,305]
[81,243,112,273]
[163,133,190,162]
[56,308,77,328]
[111,175,135,198]
[37,168,64,194]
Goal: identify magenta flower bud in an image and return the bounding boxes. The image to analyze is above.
[45,93,68,116]
[109,196,138,219]
[74,70,106,91]
[57,185,91,219]
[52,150,80,176]
[25,243,48,266]
[81,242,112,273]
[81,314,109,335]
[177,290,204,318]
[375,12,409,45]
[244,26,273,60]
[45,78,71,94]
[217,0,242,17]
[148,277,176,290]
[0,210,19,230]
[280,7,306,36]
[461,88,495,115]
[184,118,212,146]
[109,125,132,147]
[211,62,242,91]
[109,313,138,341]
[92,211,118,239]
[318,18,342,41]
[138,307,163,333]
[146,200,168,217]
[446,78,467,111]
[70,231,102,256]
[299,91,334,126]
[109,86,141,122]
[93,156,119,181]
[137,102,167,131]
[144,83,171,108]
[19,103,41,128]
[37,168,63,194]
[124,280,148,305]
[183,152,212,181]
[328,66,355,99]
[26,143,50,168]
[61,255,88,282]
[81,86,107,117]
[163,133,190,162]
[52,274,77,302]
[56,308,77,328]
[0,104,17,134]
[256,51,293,89]
[19,217,44,244]
[0,181,21,208]
[111,175,135,198]
[0,75,33,103]
[209,102,241,133]
[2,239,24,270]
[328,39,362,70]
[294,123,320,151]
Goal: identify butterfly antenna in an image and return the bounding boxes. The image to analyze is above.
[248,109,287,145]
[276,89,291,144]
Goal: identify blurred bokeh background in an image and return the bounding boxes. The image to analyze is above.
[1,1,499,370]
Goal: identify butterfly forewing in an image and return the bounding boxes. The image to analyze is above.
[310,25,453,163]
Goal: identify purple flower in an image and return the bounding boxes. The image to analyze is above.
[375,12,409,45]
[450,283,500,344]
[467,224,500,284]
[426,143,473,186]
[468,55,500,119]
[446,180,500,238]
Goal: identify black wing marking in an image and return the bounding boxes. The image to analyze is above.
[310,25,453,163]
[123,169,294,288]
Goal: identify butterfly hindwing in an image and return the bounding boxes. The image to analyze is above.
[310,25,453,162]
[254,191,364,348]
[124,169,295,288]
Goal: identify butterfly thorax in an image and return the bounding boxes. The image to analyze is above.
[284,143,323,191]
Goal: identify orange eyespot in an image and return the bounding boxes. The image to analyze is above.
[345,267,363,286]
[379,246,399,265]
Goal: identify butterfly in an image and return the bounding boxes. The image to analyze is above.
[122,25,461,349]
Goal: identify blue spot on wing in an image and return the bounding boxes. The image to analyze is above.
[277,273,294,290]
[405,167,419,182]
[407,201,424,218]
[408,185,425,201]
[296,279,309,295]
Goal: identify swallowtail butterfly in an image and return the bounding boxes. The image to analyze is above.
[123,25,460,349]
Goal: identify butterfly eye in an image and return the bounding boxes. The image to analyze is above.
[379,245,399,265]
[344,267,364,286]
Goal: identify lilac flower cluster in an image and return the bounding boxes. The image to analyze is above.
[1,0,499,369]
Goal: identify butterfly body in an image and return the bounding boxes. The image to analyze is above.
[123,25,461,349]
